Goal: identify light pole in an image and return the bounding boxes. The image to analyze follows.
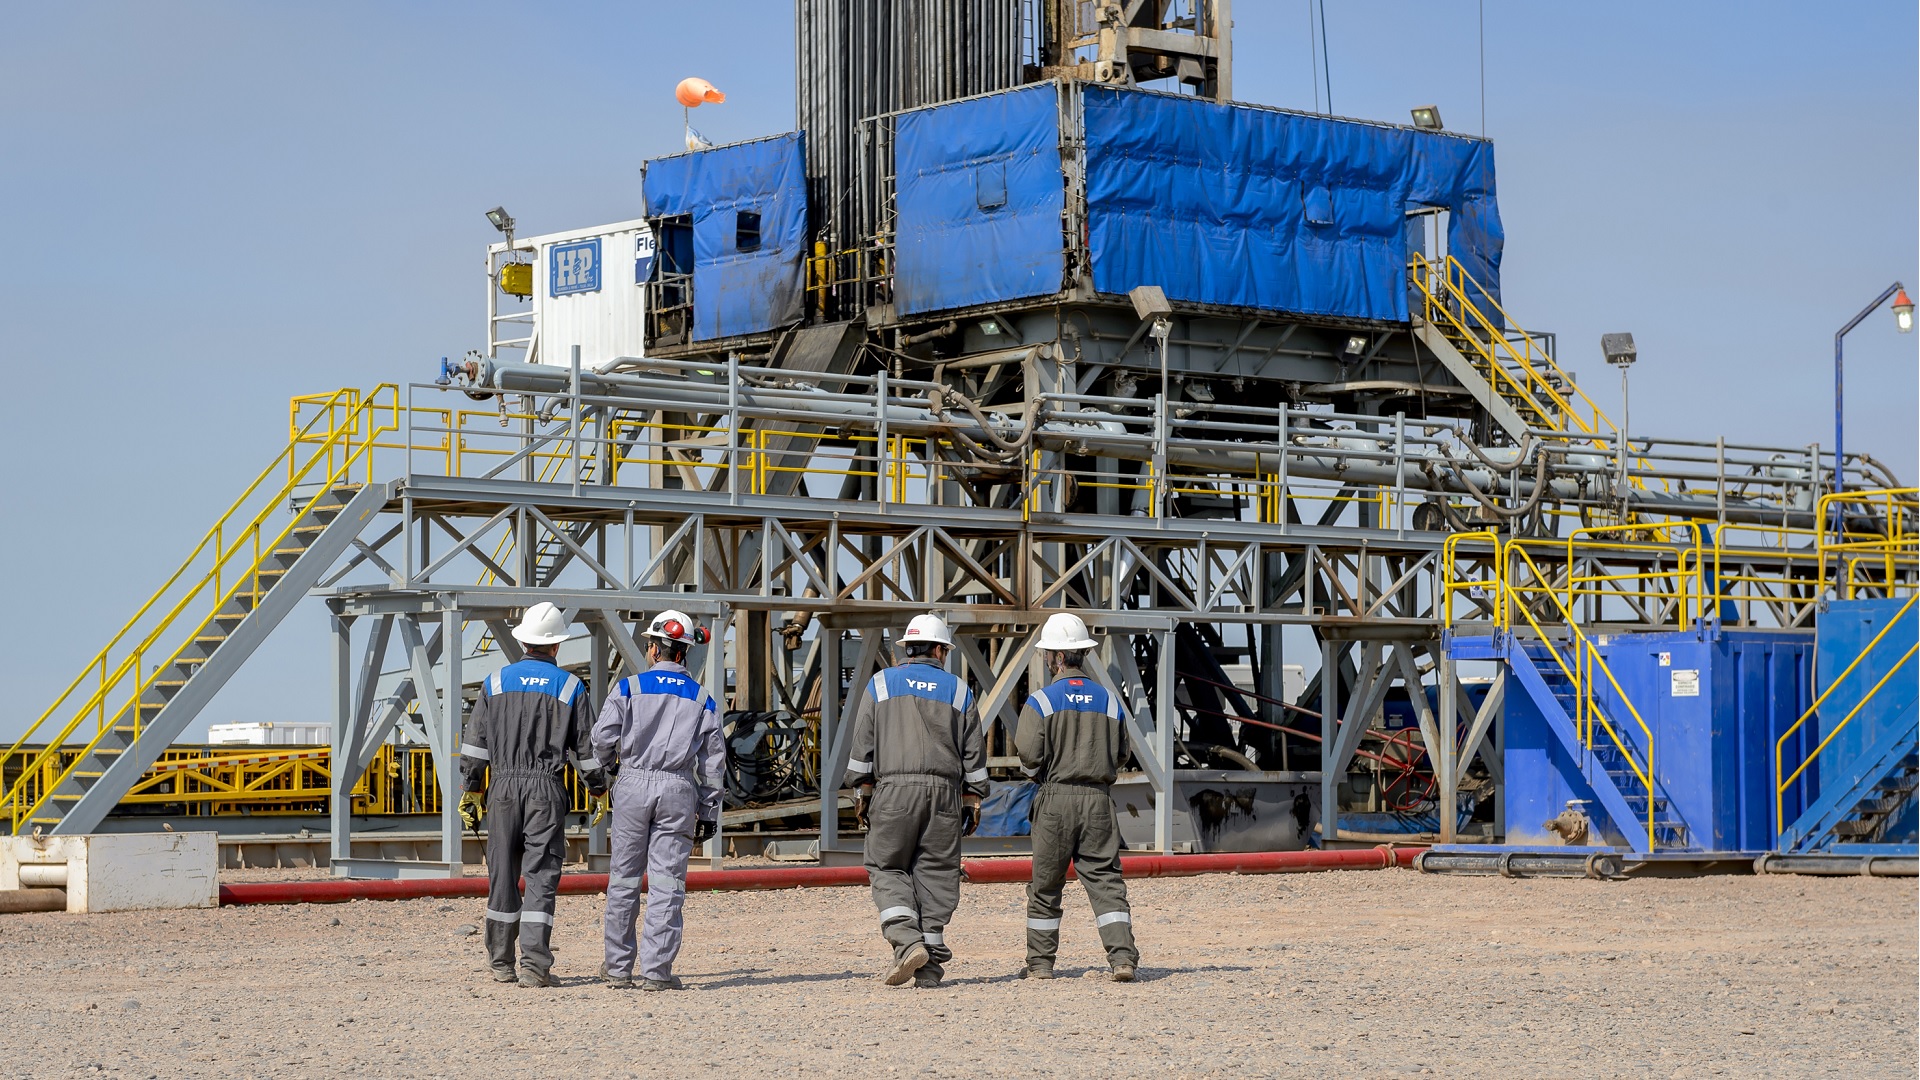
[1601,332,1637,505]
[1833,282,1913,495]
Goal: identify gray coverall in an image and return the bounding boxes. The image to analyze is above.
[459,657,606,980]
[847,658,989,980]
[592,661,724,983]
[1015,666,1140,971]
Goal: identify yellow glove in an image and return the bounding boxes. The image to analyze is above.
[458,791,485,832]
[590,792,612,827]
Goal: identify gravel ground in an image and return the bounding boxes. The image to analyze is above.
[0,866,1912,1077]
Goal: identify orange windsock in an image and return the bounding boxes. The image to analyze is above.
[675,77,726,107]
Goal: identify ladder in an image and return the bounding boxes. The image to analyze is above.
[0,388,396,835]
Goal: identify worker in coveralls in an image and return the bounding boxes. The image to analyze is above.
[594,609,724,991]
[1015,611,1139,982]
[846,613,990,988]
[457,601,607,988]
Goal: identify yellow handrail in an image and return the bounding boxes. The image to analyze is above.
[1816,488,1919,600]
[1773,591,1920,834]
[1505,543,1659,849]
[1441,530,1502,629]
[2,386,398,830]
[1409,253,1613,438]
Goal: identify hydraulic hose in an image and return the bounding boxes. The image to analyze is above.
[216,846,1421,906]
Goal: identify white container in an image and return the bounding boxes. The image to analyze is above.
[0,832,217,913]
[206,722,332,746]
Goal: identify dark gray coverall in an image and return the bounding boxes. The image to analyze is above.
[460,657,606,979]
[847,658,989,979]
[1014,666,1140,971]
[592,661,724,983]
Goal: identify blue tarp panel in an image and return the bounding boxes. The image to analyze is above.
[1081,86,1503,323]
[893,85,1065,316]
[975,780,1037,837]
[643,133,808,341]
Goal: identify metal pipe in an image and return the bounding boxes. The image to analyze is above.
[0,888,66,913]
[1754,852,1918,877]
[217,845,1422,905]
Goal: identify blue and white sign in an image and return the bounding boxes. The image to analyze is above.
[634,229,656,285]
[549,238,601,296]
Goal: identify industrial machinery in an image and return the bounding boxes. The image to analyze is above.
[4,1,1912,875]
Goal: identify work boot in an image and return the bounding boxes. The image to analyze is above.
[600,963,633,990]
[638,976,684,992]
[517,968,558,988]
[884,942,930,986]
[491,966,517,984]
[1020,962,1055,980]
[1110,963,1137,983]
[913,967,943,989]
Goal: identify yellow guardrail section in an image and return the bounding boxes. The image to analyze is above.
[1,386,400,831]
[1773,590,1920,835]
[1817,488,1919,600]
[1410,252,1614,438]
[1503,543,1659,849]
[1442,532,1660,848]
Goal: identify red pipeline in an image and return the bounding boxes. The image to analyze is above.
[217,845,1420,906]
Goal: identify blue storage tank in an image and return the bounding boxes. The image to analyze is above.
[1503,628,1813,852]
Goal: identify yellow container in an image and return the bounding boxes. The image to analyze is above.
[499,261,533,298]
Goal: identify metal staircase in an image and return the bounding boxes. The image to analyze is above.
[1409,253,1615,443]
[0,388,396,835]
[1775,594,1919,852]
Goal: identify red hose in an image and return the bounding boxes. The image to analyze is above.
[217,845,1421,906]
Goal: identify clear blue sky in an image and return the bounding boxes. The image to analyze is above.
[1,2,1914,739]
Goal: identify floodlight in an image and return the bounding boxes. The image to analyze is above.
[1895,288,1915,333]
[1343,334,1368,357]
[1410,106,1443,131]
[485,206,515,234]
[1601,332,1637,368]
[1129,284,1172,320]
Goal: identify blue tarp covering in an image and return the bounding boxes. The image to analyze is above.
[893,85,1065,316]
[643,133,808,341]
[1075,87,1501,323]
[1082,87,1502,322]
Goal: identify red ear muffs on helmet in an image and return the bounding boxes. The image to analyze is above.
[692,626,711,645]
[662,619,686,640]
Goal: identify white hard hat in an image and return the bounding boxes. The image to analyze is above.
[511,602,572,646]
[643,609,707,645]
[901,613,954,647]
[1037,612,1097,651]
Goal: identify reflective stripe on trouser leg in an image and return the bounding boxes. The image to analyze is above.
[514,782,569,976]
[639,775,698,983]
[1073,787,1139,967]
[1024,787,1072,968]
[483,781,529,972]
[602,773,654,980]
[864,778,961,959]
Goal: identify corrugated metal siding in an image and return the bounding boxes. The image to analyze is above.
[530,223,652,366]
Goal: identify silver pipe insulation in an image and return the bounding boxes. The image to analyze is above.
[485,362,1817,527]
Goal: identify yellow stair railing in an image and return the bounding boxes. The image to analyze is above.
[1773,591,1919,836]
[1817,488,1920,600]
[0,385,399,832]
[1410,252,1615,438]
[1442,532,1661,848]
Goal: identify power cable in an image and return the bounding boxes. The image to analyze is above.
[1307,0,1320,113]
[1479,0,1486,135]
[1318,0,1333,114]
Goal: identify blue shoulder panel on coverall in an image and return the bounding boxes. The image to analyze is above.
[643,132,808,341]
[892,84,1066,315]
[1078,86,1503,324]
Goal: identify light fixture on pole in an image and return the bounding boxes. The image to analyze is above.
[484,206,516,247]
[1832,281,1911,497]
[1601,332,1637,504]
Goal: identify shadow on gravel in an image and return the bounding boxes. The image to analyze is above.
[694,969,877,990]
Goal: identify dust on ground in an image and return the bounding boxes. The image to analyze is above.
[1,867,1912,1078]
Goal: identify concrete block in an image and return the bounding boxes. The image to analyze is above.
[0,832,217,913]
